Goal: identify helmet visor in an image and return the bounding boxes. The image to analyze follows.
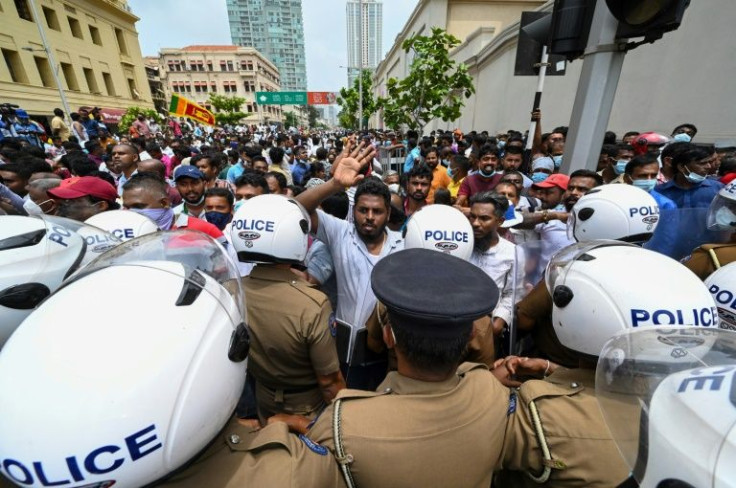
[707,191,736,231]
[596,327,736,483]
[70,230,244,324]
[544,240,635,297]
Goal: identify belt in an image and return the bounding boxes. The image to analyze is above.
[257,382,319,395]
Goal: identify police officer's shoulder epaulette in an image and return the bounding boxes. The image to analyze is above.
[334,387,392,402]
[457,362,489,377]
[517,377,584,405]
[289,279,330,307]
[224,419,294,454]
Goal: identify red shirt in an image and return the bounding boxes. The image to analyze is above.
[458,173,503,198]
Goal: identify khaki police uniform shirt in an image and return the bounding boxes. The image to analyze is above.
[516,280,580,368]
[682,243,736,280]
[365,302,495,370]
[243,266,340,414]
[158,416,343,487]
[306,362,512,488]
[500,368,630,487]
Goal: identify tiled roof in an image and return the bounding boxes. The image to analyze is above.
[181,45,240,52]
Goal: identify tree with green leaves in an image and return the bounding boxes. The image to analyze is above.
[337,69,378,129]
[207,93,250,126]
[119,107,160,134]
[283,111,299,129]
[380,27,474,132]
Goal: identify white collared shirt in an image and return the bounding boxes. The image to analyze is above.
[316,209,404,329]
[470,237,524,325]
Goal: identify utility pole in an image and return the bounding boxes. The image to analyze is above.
[27,0,72,120]
[560,0,625,174]
[358,0,363,131]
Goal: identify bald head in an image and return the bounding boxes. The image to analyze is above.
[29,172,62,184]
[137,159,166,179]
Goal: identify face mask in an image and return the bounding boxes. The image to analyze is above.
[715,207,736,228]
[23,198,50,216]
[234,199,245,213]
[683,166,706,185]
[185,193,206,206]
[632,179,657,193]
[446,167,455,178]
[130,207,174,230]
[441,159,450,167]
[614,160,628,175]
[553,155,563,169]
[204,211,231,230]
[497,140,506,150]
[387,183,400,194]
[479,168,495,178]
[531,172,549,183]
[673,133,692,143]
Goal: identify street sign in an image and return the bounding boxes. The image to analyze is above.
[307,92,338,105]
[255,91,308,105]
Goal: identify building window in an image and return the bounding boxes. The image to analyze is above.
[68,17,84,39]
[207,61,213,71]
[33,56,56,88]
[243,80,255,92]
[102,72,116,96]
[210,82,217,92]
[14,0,33,21]
[2,48,29,84]
[128,78,140,98]
[42,6,60,30]
[89,26,102,45]
[114,28,128,56]
[60,62,79,90]
[223,81,237,93]
[227,61,234,71]
[83,67,99,93]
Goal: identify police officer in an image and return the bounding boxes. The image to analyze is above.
[267,248,511,487]
[517,184,661,367]
[229,194,345,423]
[497,242,719,487]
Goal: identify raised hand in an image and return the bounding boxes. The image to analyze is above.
[332,140,377,188]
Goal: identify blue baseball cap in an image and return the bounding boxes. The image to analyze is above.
[173,165,205,181]
[15,109,29,118]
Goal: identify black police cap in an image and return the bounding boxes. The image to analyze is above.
[371,248,500,327]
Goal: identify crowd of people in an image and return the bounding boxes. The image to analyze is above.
[1,103,736,487]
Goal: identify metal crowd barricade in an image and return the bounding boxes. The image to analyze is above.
[377,146,405,176]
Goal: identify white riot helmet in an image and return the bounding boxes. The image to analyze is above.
[707,181,736,231]
[567,184,660,243]
[229,194,310,264]
[705,261,736,331]
[86,209,159,242]
[402,204,473,260]
[0,230,249,488]
[596,327,736,488]
[0,216,86,348]
[41,215,122,267]
[547,241,719,357]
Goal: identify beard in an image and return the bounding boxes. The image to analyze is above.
[473,232,495,252]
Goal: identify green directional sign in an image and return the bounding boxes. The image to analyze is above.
[255,91,307,105]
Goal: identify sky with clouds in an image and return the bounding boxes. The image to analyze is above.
[128,0,418,92]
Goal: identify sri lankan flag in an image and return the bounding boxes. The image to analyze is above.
[169,94,216,126]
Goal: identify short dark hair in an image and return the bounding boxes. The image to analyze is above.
[469,191,508,218]
[719,156,736,177]
[569,169,603,187]
[316,147,328,160]
[71,156,98,176]
[268,146,284,164]
[145,142,162,153]
[673,123,698,137]
[504,145,523,156]
[123,172,168,199]
[234,171,270,193]
[672,143,710,170]
[264,171,287,192]
[478,144,499,159]
[354,176,390,210]
[433,188,452,205]
[603,131,617,145]
[623,131,640,140]
[625,154,659,175]
[406,164,433,184]
[0,163,31,180]
[321,192,350,220]
[389,310,472,376]
[53,108,64,117]
[453,155,471,172]
[190,152,213,168]
[600,144,618,158]
[205,187,234,207]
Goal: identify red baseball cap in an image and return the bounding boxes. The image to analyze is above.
[532,173,569,190]
[48,176,118,202]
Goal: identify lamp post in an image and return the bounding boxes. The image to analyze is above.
[358,0,363,131]
[25,0,72,120]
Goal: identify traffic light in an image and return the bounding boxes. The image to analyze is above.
[605,0,691,42]
[548,0,596,61]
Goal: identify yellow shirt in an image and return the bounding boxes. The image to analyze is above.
[448,177,465,200]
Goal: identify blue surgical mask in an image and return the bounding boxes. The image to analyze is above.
[130,207,174,230]
[446,167,455,178]
[441,159,450,167]
[673,133,692,143]
[479,168,495,178]
[614,160,628,175]
[204,211,232,230]
[632,179,657,193]
[234,199,245,213]
[683,166,706,185]
[553,155,563,168]
[532,172,549,183]
[497,140,506,150]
